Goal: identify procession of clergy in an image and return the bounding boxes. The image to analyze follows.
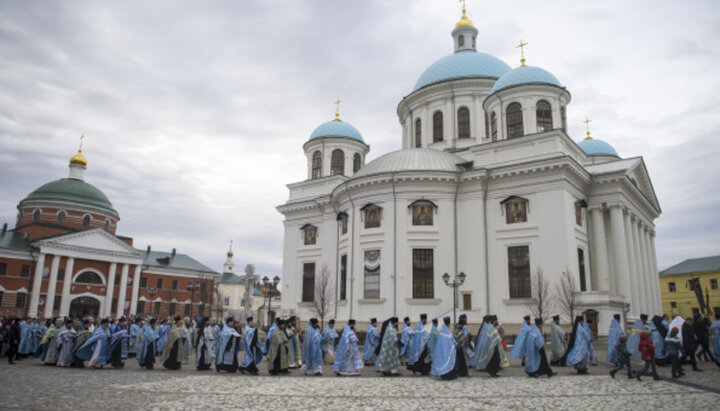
[14,309,713,381]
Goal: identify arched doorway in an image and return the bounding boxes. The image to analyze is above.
[69,296,100,319]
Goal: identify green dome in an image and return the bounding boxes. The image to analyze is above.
[20,178,118,218]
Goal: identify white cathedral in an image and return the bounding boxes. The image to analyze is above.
[277,9,661,334]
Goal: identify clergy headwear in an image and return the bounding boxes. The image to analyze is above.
[432,318,438,325]
[552,315,560,321]
[329,319,335,325]
[535,317,543,326]
[586,319,593,324]
[246,316,253,322]
[420,313,427,321]
[173,316,182,322]
[403,317,410,323]
[574,315,584,322]
[370,318,377,324]
[149,318,156,325]
[226,317,234,324]
[390,317,399,323]
[348,319,356,325]
[490,315,498,322]
[100,318,109,325]
[459,314,467,323]
[443,316,451,325]
[613,313,621,320]
[310,318,319,325]
[523,315,531,322]
[277,319,285,325]
[640,314,648,321]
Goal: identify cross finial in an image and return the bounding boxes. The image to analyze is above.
[459,0,467,15]
[334,97,342,121]
[79,134,84,152]
[583,117,592,140]
[516,40,528,66]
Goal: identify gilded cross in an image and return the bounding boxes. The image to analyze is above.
[459,0,467,13]
[79,134,84,151]
[516,40,528,66]
[334,98,342,121]
[584,117,592,139]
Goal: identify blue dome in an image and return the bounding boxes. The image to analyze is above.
[490,65,562,94]
[577,139,619,157]
[309,120,364,142]
[413,50,512,91]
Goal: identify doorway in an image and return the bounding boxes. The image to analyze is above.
[583,309,598,337]
[69,296,100,319]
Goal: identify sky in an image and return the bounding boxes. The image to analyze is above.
[1,0,719,276]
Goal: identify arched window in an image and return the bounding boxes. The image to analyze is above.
[33,209,40,223]
[490,112,498,141]
[57,211,66,223]
[330,149,345,176]
[75,271,104,285]
[414,118,422,148]
[353,153,362,173]
[457,107,470,139]
[82,215,91,227]
[432,111,443,142]
[312,151,322,179]
[536,100,553,132]
[458,35,465,47]
[506,103,524,139]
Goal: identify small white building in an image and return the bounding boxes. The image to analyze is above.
[277,9,661,335]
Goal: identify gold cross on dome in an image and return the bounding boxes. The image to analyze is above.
[459,0,467,14]
[334,97,342,121]
[584,117,592,140]
[79,134,84,151]
[516,40,528,66]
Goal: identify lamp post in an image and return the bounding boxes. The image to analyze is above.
[442,271,466,324]
[147,287,158,317]
[262,275,280,328]
[188,280,200,318]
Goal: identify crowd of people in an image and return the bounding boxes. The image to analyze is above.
[0,311,718,381]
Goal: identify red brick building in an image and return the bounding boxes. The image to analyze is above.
[0,146,218,319]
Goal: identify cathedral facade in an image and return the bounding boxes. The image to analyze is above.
[277,10,661,334]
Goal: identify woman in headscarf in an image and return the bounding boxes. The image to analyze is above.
[375,317,400,376]
[563,316,591,374]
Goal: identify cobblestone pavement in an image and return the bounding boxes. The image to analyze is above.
[0,353,718,410]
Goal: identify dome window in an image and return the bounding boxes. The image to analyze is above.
[33,209,41,223]
[331,149,345,176]
[82,214,92,227]
[457,107,470,139]
[353,153,362,173]
[104,219,110,231]
[415,118,422,148]
[490,112,498,141]
[458,35,465,48]
[506,103,524,139]
[57,211,66,223]
[312,151,322,179]
[536,100,553,132]
[433,111,444,142]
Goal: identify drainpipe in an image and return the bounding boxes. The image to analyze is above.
[331,199,340,319]
[344,185,356,320]
[483,176,490,315]
[454,171,460,312]
[392,173,398,317]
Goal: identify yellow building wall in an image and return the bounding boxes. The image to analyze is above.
[659,270,720,318]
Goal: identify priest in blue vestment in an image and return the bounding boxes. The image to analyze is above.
[398,317,414,365]
[333,319,363,376]
[195,317,216,371]
[606,314,624,364]
[511,315,531,361]
[301,318,323,375]
[585,319,598,365]
[564,316,592,374]
[263,318,278,356]
[70,320,93,368]
[17,317,33,357]
[109,317,131,368]
[128,318,142,358]
[161,317,188,370]
[627,315,648,375]
[362,318,379,365]
[76,318,111,368]
[215,317,242,373]
[407,314,431,375]
[56,319,77,367]
[649,315,669,365]
[426,318,439,365]
[240,317,263,375]
[550,315,566,366]
[35,318,62,364]
[524,318,554,378]
[452,314,472,377]
[430,317,457,380]
[321,319,339,364]
[156,319,170,356]
[375,317,400,376]
[138,317,158,370]
[472,315,509,377]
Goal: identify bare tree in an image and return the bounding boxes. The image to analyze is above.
[553,270,578,322]
[529,267,551,320]
[312,265,335,328]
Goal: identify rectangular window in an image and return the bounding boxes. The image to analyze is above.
[668,282,676,292]
[157,278,164,289]
[578,248,587,292]
[505,201,527,224]
[169,302,176,316]
[140,276,148,288]
[111,298,118,314]
[20,264,30,277]
[0,262,6,276]
[412,249,434,299]
[16,293,26,309]
[200,282,206,292]
[53,295,61,311]
[114,275,120,286]
[137,300,145,315]
[711,279,718,290]
[302,263,315,302]
[462,293,472,311]
[57,268,65,282]
[240,298,245,307]
[340,214,348,235]
[670,301,677,308]
[172,280,178,290]
[364,250,381,299]
[223,296,230,306]
[508,245,531,298]
[0,291,3,307]
[340,255,347,300]
[154,301,161,315]
[184,303,191,317]
[575,202,582,226]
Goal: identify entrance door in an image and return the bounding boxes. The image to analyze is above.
[69,296,100,319]
[583,309,598,337]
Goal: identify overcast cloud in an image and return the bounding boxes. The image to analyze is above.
[1,0,719,276]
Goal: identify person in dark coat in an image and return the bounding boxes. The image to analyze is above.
[694,315,715,362]
[7,318,21,364]
[681,316,700,371]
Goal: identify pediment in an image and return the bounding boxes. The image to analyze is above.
[626,160,661,213]
[35,229,143,256]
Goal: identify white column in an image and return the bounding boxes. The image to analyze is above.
[44,255,61,315]
[28,253,46,317]
[589,207,610,292]
[641,227,658,314]
[130,265,142,315]
[59,257,75,316]
[116,264,129,317]
[609,205,632,310]
[473,94,482,140]
[649,231,662,314]
[624,212,643,316]
[105,263,117,317]
[630,217,647,315]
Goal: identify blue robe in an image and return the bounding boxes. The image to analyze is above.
[606,318,624,363]
[375,323,399,372]
[76,326,111,365]
[566,323,591,367]
[182,324,193,361]
[333,325,363,374]
[473,323,508,369]
[18,321,33,354]
[321,325,339,360]
[241,325,263,368]
[524,324,544,373]
[128,323,141,355]
[157,324,170,353]
[301,325,313,365]
[550,321,566,362]
[711,320,720,359]
[399,323,414,360]
[426,323,439,363]
[137,324,157,366]
[262,323,277,355]
[109,328,130,365]
[455,324,474,363]
[56,326,77,367]
[584,323,597,363]
[35,324,60,363]
[407,322,431,365]
[430,323,456,376]
[362,324,379,364]
[303,326,323,370]
[215,324,242,367]
[648,322,667,360]
[627,320,646,371]
[511,321,530,359]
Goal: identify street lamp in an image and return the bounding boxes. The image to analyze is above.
[188,280,200,318]
[147,287,158,317]
[262,275,280,328]
[442,272,466,324]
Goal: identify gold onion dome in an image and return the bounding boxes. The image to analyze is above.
[455,7,474,29]
[70,149,87,166]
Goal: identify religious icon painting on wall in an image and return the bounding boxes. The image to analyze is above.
[505,200,527,224]
[303,225,317,245]
[412,203,433,226]
[364,206,381,229]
